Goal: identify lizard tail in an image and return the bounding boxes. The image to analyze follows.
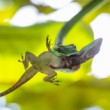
[0,66,38,97]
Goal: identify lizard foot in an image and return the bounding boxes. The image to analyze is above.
[52,78,61,86]
[18,55,28,70]
[43,77,61,86]
[46,35,52,52]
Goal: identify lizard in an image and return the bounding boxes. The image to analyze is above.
[0,37,102,96]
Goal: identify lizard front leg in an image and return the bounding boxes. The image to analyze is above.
[18,51,38,70]
[46,36,52,52]
[40,65,60,85]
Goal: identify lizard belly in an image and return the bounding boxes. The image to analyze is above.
[39,52,65,68]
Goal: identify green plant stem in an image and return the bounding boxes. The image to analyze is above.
[54,0,105,48]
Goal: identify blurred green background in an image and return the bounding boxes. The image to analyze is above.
[0,0,110,110]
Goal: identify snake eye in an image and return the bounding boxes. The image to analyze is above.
[57,48,62,52]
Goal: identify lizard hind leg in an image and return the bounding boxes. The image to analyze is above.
[18,51,38,70]
[18,54,28,70]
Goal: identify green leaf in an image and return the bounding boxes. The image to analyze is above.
[35,5,55,14]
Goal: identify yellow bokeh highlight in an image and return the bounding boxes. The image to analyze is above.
[0,1,17,26]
